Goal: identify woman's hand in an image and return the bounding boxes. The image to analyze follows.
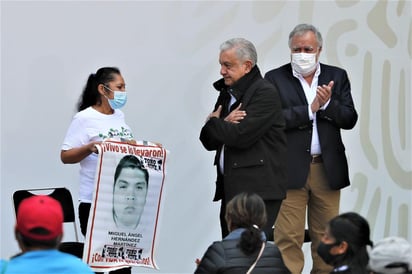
[89,141,101,153]
[61,141,101,164]
[125,139,137,145]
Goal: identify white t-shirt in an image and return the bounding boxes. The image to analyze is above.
[61,107,134,202]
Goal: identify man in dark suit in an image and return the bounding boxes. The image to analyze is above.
[200,38,287,241]
[264,24,358,274]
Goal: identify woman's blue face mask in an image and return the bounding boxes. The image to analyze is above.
[103,85,127,109]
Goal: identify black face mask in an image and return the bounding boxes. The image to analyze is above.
[317,242,344,265]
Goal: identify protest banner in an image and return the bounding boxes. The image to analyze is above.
[83,140,168,272]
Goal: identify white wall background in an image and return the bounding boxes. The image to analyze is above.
[1,1,411,273]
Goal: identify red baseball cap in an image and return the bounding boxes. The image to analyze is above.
[16,195,63,241]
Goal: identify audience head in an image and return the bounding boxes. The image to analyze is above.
[225,192,266,255]
[368,236,412,274]
[318,212,373,270]
[15,195,64,250]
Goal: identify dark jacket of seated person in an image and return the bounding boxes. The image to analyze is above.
[194,192,290,274]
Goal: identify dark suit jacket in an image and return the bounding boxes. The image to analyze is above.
[264,63,358,190]
[200,66,287,202]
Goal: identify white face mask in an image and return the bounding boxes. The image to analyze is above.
[291,52,318,76]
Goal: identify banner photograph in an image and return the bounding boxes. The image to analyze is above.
[83,141,168,272]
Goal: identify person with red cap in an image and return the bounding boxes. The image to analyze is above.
[0,195,93,273]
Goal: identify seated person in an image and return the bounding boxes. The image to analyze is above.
[0,195,93,274]
[368,236,412,274]
[317,212,373,274]
[194,192,290,274]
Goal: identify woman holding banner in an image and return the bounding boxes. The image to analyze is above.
[61,67,134,274]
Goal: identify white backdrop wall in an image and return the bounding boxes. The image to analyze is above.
[1,1,411,273]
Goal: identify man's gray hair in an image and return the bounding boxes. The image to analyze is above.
[288,23,323,49]
[220,38,257,67]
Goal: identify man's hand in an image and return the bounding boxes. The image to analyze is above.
[205,105,222,122]
[311,81,333,113]
[224,103,246,124]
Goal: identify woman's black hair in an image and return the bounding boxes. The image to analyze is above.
[77,67,121,111]
[225,192,266,255]
[328,212,373,273]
